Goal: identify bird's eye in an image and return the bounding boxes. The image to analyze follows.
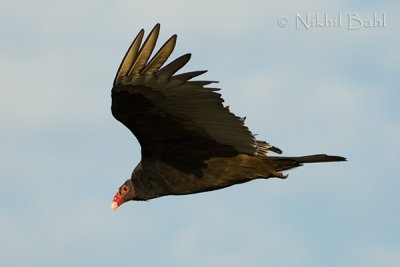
[121,185,129,194]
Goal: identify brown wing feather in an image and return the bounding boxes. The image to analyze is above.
[112,25,278,169]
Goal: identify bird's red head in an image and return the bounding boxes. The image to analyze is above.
[111,180,135,211]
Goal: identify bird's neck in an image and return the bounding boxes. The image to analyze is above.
[131,161,167,200]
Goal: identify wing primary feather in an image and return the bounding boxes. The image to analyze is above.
[127,23,160,76]
[142,34,177,75]
[204,87,221,91]
[157,53,192,78]
[113,29,144,86]
[188,81,218,86]
[270,146,283,154]
[173,70,208,81]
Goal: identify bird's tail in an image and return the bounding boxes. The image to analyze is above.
[268,154,346,174]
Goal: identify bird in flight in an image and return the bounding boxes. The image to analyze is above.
[110,24,345,211]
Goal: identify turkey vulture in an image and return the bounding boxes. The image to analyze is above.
[110,24,345,211]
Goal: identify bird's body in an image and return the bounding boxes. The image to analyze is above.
[110,24,345,210]
[128,155,276,200]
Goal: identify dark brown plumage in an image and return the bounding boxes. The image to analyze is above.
[110,24,345,210]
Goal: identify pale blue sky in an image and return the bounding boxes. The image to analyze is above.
[1,0,399,266]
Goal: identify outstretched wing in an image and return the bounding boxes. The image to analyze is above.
[111,24,278,171]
